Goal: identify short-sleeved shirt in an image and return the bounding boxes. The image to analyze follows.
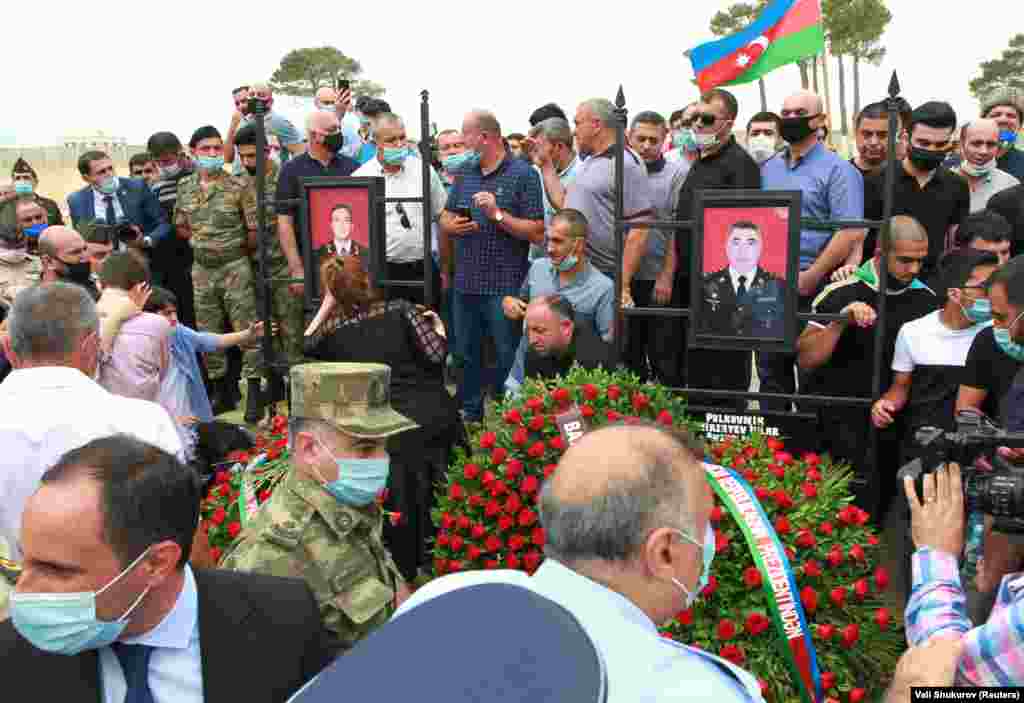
[519,259,615,340]
[637,157,689,281]
[864,164,970,273]
[175,171,256,269]
[948,166,1020,213]
[674,137,762,284]
[987,184,1024,257]
[891,310,990,430]
[276,152,360,259]
[762,142,865,271]
[445,155,544,296]
[961,325,1023,422]
[804,259,936,400]
[565,147,654,277]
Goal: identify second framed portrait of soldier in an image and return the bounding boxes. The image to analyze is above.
[689,190,801,353]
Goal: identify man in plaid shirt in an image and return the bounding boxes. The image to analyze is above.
[904,461,1024,685]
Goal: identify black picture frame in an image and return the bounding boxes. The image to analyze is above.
[298,176,385,313]
[689,189,802,353]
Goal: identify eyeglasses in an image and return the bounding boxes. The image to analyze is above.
[395,203,411,230]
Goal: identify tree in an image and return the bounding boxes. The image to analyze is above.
[709,1,770,111]
[969,34,1024,100]
[823,0,890,137]
[269,47,385,98]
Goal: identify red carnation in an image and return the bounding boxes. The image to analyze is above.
[774,451,793,465]
[448,559,463,572]
[743,566,762,589]
[456,515,471,531]
[504,409,523,425]
[529,414,546,431]
[532,527,546,546]
[581,404,595,418]
[484,559,500,569]
[827,549,843,567]
[631,392,650,411]
[228,521,241,538]
[745,612,770,636]
[716,618,737,640]
[209,547,222,563]
[471,524,486,539]
[463,463,480,480]
[719,644,745,665]
[849,544,866,562]
[709,505,724,522]
[819,521,834,536]
[868,534,880,546]
[715,529,731,553]
[770,464,787,480]
[854,507,870,525]
[212,507,226,525]
[505,459,524,479]
[526,396,545,412]
[552,387,571,405]
[523,549,543,572]
[806,468,823,482]
[702,574,718,597]
[774,516,792,535]
[215,470,231,485]
[796,529,817,549]
[731,456,748,470]
[528,441,546,458]
[437,532,450,547]
[874,566,890,591]
[219,483,231,497]
[504,494,522,514]
[803,560,822,578]
[657,410,674,426]
[742,469,759,483]
[466,544,482,560]
[677,608,693,625]
[837,505,857,525]
[434,557,448,575]
[448,484,465,501]
[850,688,866,703]
[520,475,540,495]
[774,490,794,510]
[742,445,757,459]
[606,409,621,422]
[497,515,514,531]
[767,438,785,451]
[491,447,508,465]
[544,463,558,478]
[489,480,508,497]
[822,671,837,691]
[480,469,496,485]
[606,384,621,400]
[518,508,538,527]
[875,607,891,630]
[485,535,503,552]
[800,586,819,613]
[511,427,529,446]
[818,623,836,640]
[549,436,565,451]
[803,452,821,466]
[469,494,485,508]
[801,483,818,499]
[508,534,526,551]
[485,499,501,518]
[853,578,870,600]
[449,535,464,552]
[582,383,599,401]
[830,586,847,607]
[480,432,497,449]
[755,486,770,501]
[841,623,860,648]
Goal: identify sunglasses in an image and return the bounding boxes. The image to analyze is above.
[395,203,411,230]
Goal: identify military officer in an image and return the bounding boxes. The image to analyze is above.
[699,220,784,338]
[0,158,64,231]
[220,362,417,654]
[175,125,261,414]
[0,202,45,309]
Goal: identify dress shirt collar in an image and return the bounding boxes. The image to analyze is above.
[728,267,754,293]
[335,238,355,255]
[123,565,197,650]
[92,177,119,198]
[548,259,593,288]
[533,559,657,634]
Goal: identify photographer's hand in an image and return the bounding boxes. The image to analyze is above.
[905,462,965,557]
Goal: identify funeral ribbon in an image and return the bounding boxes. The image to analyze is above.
[703,462,823,703]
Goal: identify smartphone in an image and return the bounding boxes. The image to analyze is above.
[336,78,350,93]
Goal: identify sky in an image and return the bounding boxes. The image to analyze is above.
[3,0,1016,147]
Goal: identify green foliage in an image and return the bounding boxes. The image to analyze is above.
[269,47,385,98]
[969,34,1024,100]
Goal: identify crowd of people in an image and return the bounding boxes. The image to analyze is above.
[0,75,1023,698]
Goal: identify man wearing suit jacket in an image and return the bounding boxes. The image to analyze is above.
[1,434,334,703]
[67,151,171,253]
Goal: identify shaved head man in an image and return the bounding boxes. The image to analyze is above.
[314,86,338,112]
[38,226,92,284]
[954,118,1021,212]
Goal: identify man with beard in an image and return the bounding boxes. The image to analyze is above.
[37,226,98,299]
[510,295,610,391]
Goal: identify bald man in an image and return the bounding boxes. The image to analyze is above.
[396,423,764,702]
[275,110,360,297]
[37,226,97,298]
[224,80,304,175]
[951,119,1020,212]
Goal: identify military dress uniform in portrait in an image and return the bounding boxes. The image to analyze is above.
[220,362,417,654]
[699,266,784,339]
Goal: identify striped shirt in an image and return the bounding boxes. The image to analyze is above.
[906,546,1024,685]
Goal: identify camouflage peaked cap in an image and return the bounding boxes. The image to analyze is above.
[290,362,418,439]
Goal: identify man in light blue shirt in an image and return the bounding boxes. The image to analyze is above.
[395,423,764,703]
[528,118,580,260]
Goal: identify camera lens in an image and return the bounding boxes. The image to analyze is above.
[965,470,1024,519]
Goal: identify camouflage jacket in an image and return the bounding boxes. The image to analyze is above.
[237,162,287,271]
[175,171,256,269]
[0,248,42,307]
[220,466,401,651]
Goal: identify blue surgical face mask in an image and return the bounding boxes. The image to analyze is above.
[961,296,993,325]
[381,146,412,167]
[97,176,118,195]
[24,223,48,239]
[552,239,581,273]
[10,547,152,656]
[315,438,390,507]
[196,155,224,172]
[670,522,715,608]
[14,181,33,195]
[999,129,1018,148]
[995,313,1024,361]
[443,150,481,174]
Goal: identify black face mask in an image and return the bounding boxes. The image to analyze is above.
[244,165,259,176]
[59,259,93,284]
[885,271,913,292]
[323,132,344,152]
[780,115,819,144]
[908,146,946,172]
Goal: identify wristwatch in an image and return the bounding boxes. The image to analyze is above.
[495,210,505,223]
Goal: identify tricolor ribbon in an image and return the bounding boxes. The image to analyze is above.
[704,462,823,703]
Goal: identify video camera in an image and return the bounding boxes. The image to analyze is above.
[898,411,1024,534]
[92,222,138,246]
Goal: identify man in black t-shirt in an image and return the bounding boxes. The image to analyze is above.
[798,216,936,524]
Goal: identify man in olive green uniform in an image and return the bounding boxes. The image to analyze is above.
[0,158,65,231]
[175,125,261,404]
[221,362,416,653]
[234,123,304,370]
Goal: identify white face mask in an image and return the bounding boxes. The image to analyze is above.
[747,135,777,163]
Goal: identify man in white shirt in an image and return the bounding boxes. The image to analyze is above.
[353,113,448,306]
[0,282,183,560]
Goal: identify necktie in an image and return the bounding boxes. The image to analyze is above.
[737,275,748,300]
[103,195,117,225]
[112,642,157,703]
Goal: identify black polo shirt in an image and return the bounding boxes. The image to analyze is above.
[864,163,969,273]
[961,325,1023,422]
[851,158,882,262]
[276,151,360,255]
[674,137,762,285]
[986,184,1024,257]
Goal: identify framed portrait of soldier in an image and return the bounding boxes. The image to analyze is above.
[689,190,801,353]
[298,176,385,308]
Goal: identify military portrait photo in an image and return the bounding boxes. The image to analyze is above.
[307,181,372,255]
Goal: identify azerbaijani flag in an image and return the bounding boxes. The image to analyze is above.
[687,0,825,93]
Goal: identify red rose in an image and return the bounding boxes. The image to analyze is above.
[456,515,471,531]
[801,483,818,499]
[803,452,821,466]
[850,688,866,703]
[504,494,522,514]
[219,483,231,497]
[491,447,508,465]
[742,470,759,483]
[743,566,762,589]
[837,505,857,525]
[448,559,463,572]
[755,486,770,501]
[719,644,745,665]
[505,459,524,479]
[437,532,450,547]
[490,480,508,497]
[228,521,241,538]
[215,470,231,485]
[544,463,558,478]
[480,469,496,485]
[709,505,724,522]
[529,414,546,431]
[463,463,480,480]
[742,445,757,459]
[868,534,880,546]
[631,392,650,411]
[830,586,847,607]
[766,438,785,451]
[606,410,621,422]
[528,441,546,458]
[745,612,770,636]
[448,484,465,501]
[803,560,822,578]
[818,623,836,640]
[841,623,860,648]
[715,529,731,553]
[523,550,543,572]
[731,456,748,469]
[449,535,464,552]
[795,529,817,549]
[511,427,529,446]
[849,544,866,562]
[854,507,870,525]
[606,384,621,400]
[581,404,595,418]
[702,574,718,597]
[485,535,503,552]
[209,547,222,563]
[800,586,818,613]
[434,557,448,575]
[549,436,565,451]
[212,507,226,525]
[532,527,546,546]
[582,383,599,401]
[874,566,890,591]
[485,500,501,518]
[875,607,891,630]
[774,516,792,535]
[806,468,823,482]
[770,464,787,480]
[853,578,870,600]
[466,544,482,561]
[469,495,485,508]
[773,490,794,510]
[657,410,674,426]
[773,451,793,465]
[508,534,526,551]
[480,432,497,449]
[484,559,500,569]
[471,524,486,539]
[716,618,737,640]
[552,387,571,405]
[827,549,843,567]
[676,608,693,625]
[504,409,523,425]
[518,508,538,527]
[497,515,514,531]
[520,475,540,494]
[819,521,834,536]
[822,671,837,691]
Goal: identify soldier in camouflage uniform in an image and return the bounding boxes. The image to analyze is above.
[0,201,44,308]
[221,362,417,653]
[175,126,261,405]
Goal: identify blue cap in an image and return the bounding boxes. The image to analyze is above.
[287,583,607,703]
